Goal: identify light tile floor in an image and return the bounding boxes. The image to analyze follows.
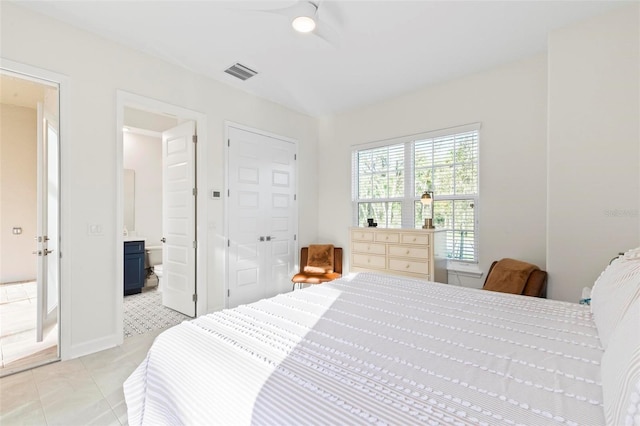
[0,327,164,426]
[0,281,58,375]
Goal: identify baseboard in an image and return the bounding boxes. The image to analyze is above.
[68,333,120,360]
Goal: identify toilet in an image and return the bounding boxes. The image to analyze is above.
[145,245,163,292]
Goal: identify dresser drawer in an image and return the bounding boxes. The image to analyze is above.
[351,229,375,242]
[352,242,386,255]
[388,258,430,275]
[375,232,399,244]
[352,254,386,269]
[388,245,429,259]
[401,233,430,246]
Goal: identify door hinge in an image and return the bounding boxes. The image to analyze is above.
[192,135,197,143]
[228,189,230,197]
[192,293,197,302]
[228,139,230,147]
[193,241,198,249]
[294,194,297,201]
[227,240,230,247]
[294,234,297,241]
[294,154,297,160]
[192,188,197,196]
[227,289,230,297]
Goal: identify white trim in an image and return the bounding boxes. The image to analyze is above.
[0,58,70,361]
[350,122,482,151]
[446,260,483,277]
[116,90,208,345]
[123,126,162,138]
[223,121,299,309]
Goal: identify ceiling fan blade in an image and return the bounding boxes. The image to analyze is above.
[313,21,340,46]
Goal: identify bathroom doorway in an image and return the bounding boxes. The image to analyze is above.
[0,70,60,376]
[116,92,207,342]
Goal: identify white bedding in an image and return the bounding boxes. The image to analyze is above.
[124,272,604,425]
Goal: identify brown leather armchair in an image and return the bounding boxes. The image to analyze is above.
[291,247,343,290]
[483,258,547,298]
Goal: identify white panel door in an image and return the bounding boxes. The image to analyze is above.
[227,126,297,308]
[35,102,60,342]
[264,144,296,299]
[162,121,196,317]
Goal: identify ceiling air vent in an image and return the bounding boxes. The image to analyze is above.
[224,63,258,81]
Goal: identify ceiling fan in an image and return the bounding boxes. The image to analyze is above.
[267,1,340,45]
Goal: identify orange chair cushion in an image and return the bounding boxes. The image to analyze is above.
[304,244,334,273]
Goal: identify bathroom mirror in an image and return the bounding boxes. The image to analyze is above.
[124,169,135,233]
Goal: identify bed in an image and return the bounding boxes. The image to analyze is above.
[124,256,640,425]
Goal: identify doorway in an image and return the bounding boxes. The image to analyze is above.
[0,71,60,376]
[116,92,207,342]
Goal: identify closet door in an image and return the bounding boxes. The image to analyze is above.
[227,126,297,308]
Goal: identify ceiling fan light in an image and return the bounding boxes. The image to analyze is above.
[292,16,316,33]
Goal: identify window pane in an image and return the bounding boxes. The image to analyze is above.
[433,166,453,195]
[372,173,387,198]
[432,199,476,261]
[455,162,477,194]
[358,202,402,228]
[414,169,433,197]
[389,172,404,198]
[358,202,385,227]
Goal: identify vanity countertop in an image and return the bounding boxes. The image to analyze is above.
[124,236,145,242]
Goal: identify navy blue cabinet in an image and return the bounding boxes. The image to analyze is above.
[124,240,145,295]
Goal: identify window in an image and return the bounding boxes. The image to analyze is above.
[352,124,480,262]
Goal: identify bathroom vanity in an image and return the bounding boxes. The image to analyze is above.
[124,240,145,295]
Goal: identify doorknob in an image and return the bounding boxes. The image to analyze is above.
[266,236,275,241]
[43,249,53,256]
[161,238,166,243]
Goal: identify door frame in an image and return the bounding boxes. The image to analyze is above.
[116,91,207,343]
[223,121,299,308]
[0,58,70,361]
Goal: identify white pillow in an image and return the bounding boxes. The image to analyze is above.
[625,246,640,260]
[601,297,640,426]
[590,255,640,349]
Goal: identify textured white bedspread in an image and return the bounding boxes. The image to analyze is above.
[124,272,604,425]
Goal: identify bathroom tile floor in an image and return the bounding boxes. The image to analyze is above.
[0,327,163,426]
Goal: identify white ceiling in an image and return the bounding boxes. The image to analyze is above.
[14,0,628,117]
[0,73,47,108]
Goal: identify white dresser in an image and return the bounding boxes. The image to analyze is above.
[350,227,448,283]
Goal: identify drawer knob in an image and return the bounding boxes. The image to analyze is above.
[406,264,410,269]
[413,237,417,242]
[406,249,410,255]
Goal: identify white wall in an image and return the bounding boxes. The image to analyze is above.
[547,5,640,302]
[0,104,37,283]
[123,132,163,245]
[1,3,319,358]
[318,54,549,289]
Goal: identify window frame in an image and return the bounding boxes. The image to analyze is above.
[352,123,480,262]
